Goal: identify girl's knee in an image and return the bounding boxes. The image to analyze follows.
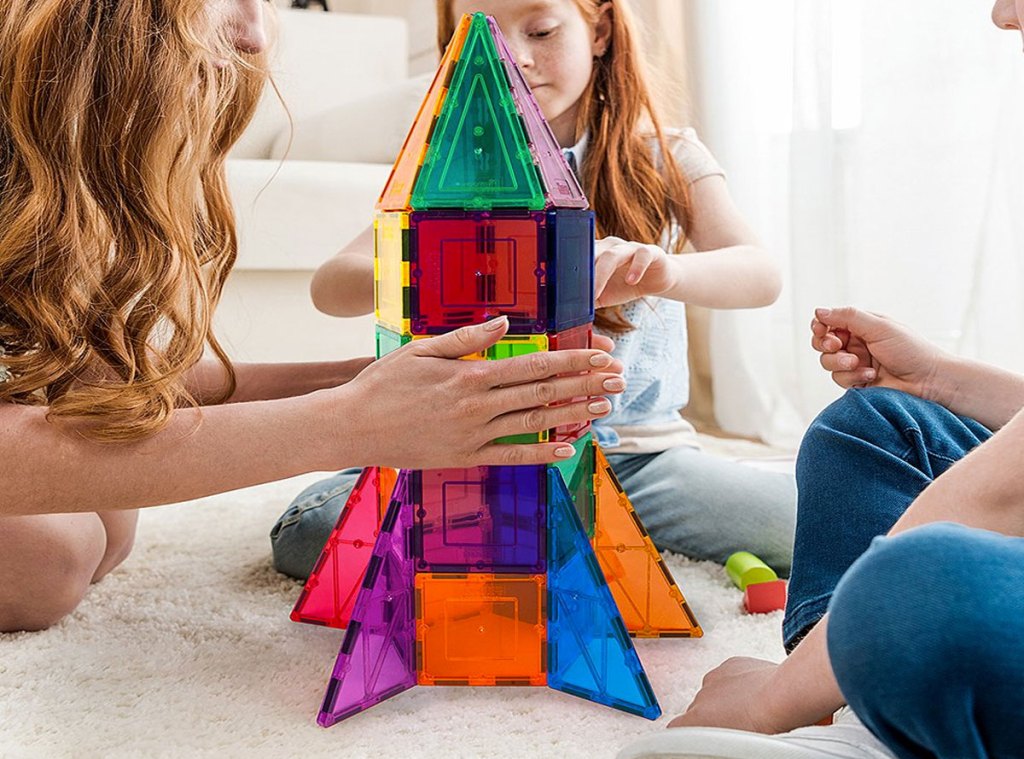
[0,515,105,632]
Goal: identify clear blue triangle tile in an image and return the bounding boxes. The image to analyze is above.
[545,467,661,720]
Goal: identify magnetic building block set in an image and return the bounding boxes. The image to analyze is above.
[290,13,703,727]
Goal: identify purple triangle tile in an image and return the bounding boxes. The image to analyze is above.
[317,471,417,727]
[488,17,588,209]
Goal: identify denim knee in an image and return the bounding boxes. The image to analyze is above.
[828,523,973,689]
[828,523,1024,759]
[270,469,361,580]
[797,388,917,476]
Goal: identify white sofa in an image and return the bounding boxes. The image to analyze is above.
[219,9,416,363]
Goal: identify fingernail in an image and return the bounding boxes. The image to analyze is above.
[603,377,626,392]
[588,399,611,414]
[484,316,509,331]
[841,356,857,369]
[555,446,575,458]
[590,353,613,367]
[816,308,832,318]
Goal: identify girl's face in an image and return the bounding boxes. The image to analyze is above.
[450,0,612,147]
[211,0,268,55]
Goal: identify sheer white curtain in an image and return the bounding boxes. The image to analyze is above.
[681,0,1024,445]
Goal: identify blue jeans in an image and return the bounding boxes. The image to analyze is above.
[785,387,992,648]
[828,522,1024,759]
[270,468,362,580]
[607,447,796,574]
[789,387,1024,758]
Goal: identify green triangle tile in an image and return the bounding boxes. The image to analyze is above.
[410,13,545,211]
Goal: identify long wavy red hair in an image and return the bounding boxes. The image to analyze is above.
[0,0,269,440]
[435,0,693,332]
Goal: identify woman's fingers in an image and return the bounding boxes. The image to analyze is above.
[485,397,611,441]
[469,441,579,467]
[486,372,623,414]
[829,368,877,388]
[819,350,862,373]
[480,349,616,388]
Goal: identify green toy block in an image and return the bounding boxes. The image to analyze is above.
[489,335,548,445]
[486,334,548,360]
[551,432,596,536]
[375,326,412,359]
[410,13,545,211]
[725,551,779,591]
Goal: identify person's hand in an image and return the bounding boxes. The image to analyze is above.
[667,657,786,733]
[594,236,675,308]
[334,317,625,470]
[812,307,949,401]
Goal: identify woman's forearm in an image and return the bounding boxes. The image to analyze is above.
[0,390,348,516]
[187,358,373,404]
[661,245,782,309]
[765,621,845,729]
[928,355,1024,430]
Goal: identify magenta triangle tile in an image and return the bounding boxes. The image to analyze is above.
[488,16,588,209]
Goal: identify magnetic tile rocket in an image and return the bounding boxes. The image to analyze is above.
[291,13,703,727]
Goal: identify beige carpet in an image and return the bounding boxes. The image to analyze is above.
[0,461,787,759]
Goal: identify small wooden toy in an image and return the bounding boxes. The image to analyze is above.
[726,551,787,614]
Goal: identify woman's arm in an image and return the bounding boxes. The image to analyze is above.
[310,224,375,317]
[0,320,624,516]
[813,307,1024,430]
[186,357,373,404]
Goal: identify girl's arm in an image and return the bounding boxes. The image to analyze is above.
[0,320,624,517]
[309,224,376,317]
[593,176,782,310]
[671,406,1024,732]
[661,175,782,309]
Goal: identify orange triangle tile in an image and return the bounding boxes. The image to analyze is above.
[376,15,470,211]
[592,445,703,638]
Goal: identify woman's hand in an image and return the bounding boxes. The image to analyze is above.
[325,317,625,470]
[593,236,675,308]
[812,307,949,401]
[668,657,786,733]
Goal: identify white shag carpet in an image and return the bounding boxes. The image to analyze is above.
[0,460,787,759]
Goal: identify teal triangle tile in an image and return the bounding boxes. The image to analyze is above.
[318,471,417,727]
[411,13,545,210]
[545,467,661,720]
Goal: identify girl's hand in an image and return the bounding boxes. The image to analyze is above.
[667,657,786,733]
[812,307,949,401]
[330,317,625,470]
[594,236,675,308]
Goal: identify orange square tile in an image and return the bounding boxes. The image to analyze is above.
[415,574,546,686]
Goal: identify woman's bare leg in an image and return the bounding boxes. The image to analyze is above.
[0,513,106,632]
[93,510,139,582]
